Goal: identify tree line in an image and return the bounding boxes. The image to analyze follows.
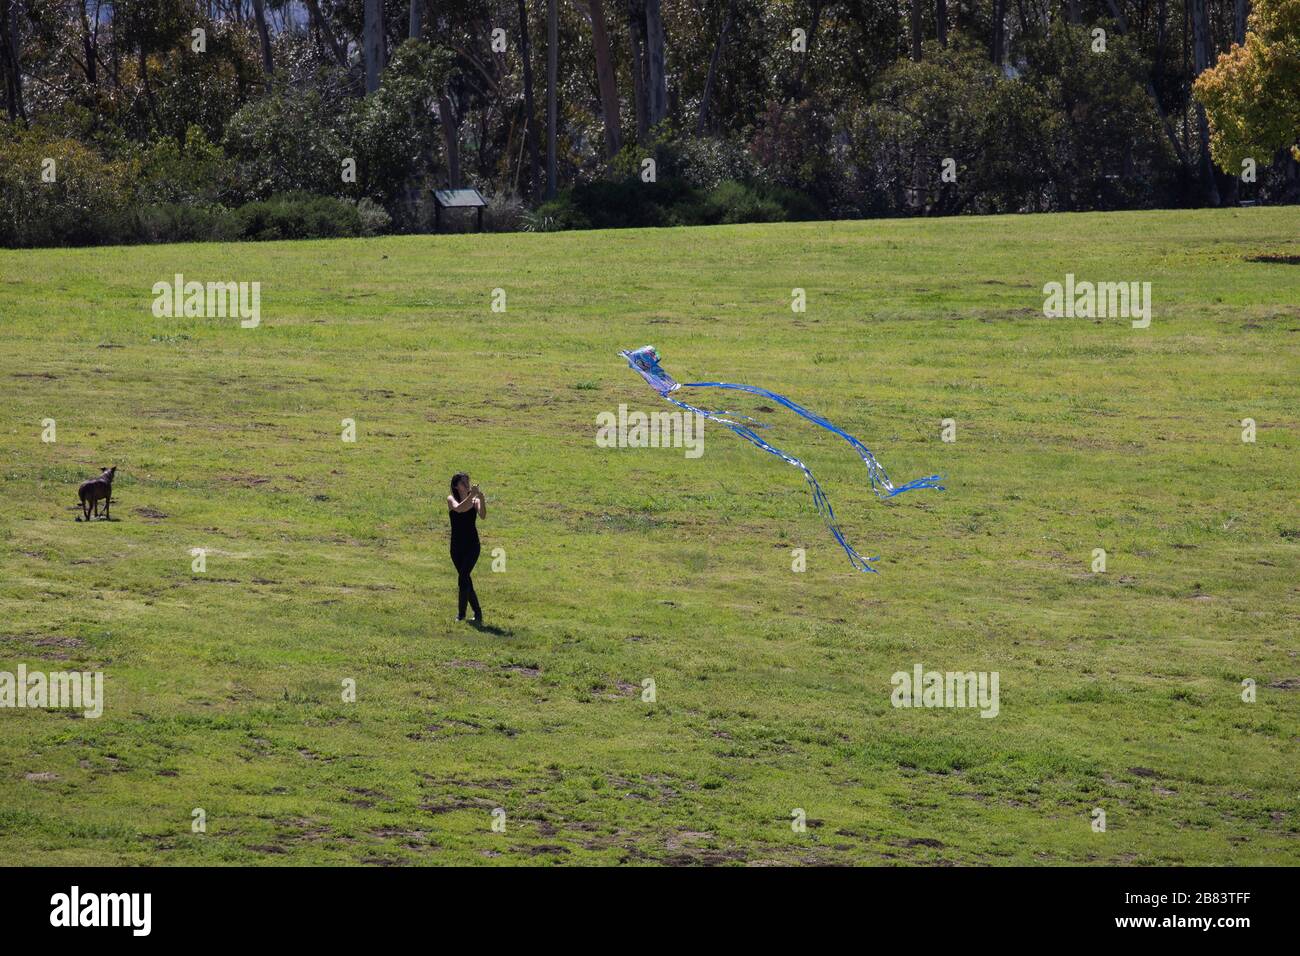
[0,0,1295,245]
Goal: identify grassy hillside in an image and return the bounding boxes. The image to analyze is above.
[1,207,1297,865]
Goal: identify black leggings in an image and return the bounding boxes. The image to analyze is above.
[451,545,481,620]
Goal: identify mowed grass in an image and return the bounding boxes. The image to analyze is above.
[0,207,1297,866]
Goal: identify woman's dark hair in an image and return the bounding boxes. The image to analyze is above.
[451,472,470,496]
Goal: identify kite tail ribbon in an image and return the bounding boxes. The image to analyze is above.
[619,346,943,573]
[679,381,944,499]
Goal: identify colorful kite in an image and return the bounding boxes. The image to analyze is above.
[619,345,942,573]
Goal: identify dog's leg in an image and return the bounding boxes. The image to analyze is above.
[104,490,111,520]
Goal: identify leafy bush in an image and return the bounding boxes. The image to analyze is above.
[354,198,392,237]
[231,193,363,241]
[666,136,764,191]
[0,126,135,247]
[700,180,786,223]
[135,126,235,205]
[224,87,349,202]
[528,176,822,232]
[132,203,240,243]
[552,176,701,230]
[483,194,526,232]
[347,40,455,219]
[530,193,592,231]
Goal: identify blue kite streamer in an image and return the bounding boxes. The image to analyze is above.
[619,345,943,573]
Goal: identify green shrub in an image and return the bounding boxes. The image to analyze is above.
[354,198,392,237]
[702,180,787,224]
[525,175,820,233]
[232,193,363,241]
[224,88,349,202]
[483,194,525,232]
[135,126,234,205]
[0,125,134,247]
[530,193,592,231]
[132,203,240,243]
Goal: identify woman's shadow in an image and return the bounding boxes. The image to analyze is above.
[469,621,513,637]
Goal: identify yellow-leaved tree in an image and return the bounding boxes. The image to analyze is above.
[1193,0,1300,172]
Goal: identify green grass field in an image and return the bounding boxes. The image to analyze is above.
[1,207,1297,866]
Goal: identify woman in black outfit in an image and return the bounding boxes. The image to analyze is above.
[447,472,486,623]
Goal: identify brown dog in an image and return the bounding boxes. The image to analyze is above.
[77,466,116,521]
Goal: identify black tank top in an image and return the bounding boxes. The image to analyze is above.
[449,506,478,550]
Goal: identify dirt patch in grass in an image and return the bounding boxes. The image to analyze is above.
[218,475,273,487]
[501,663,541,677]
[419,795,499,814]
[344,787,390,809]
[522,844,568,857]
[297,747,337,763]
[422,774,515,790]
[893,836,945,849]
[1246,254,1300,265]
[662,848,747,866]
[3,633,84,648]
[665,830,714,850]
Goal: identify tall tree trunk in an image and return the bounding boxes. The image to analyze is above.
[546,0,558,198]
[79,0,97,87]
[0,0,25,121]
[0,0,14,121]
[1013,0,1030,35]
[1155,0,1166,82]
[991,0,1004,67]
[936,0,948,47]
[364,0,385,93]
[643,0,667,129]
[1102,0,1190,168]
[1189,0,1222,204]
[910,0,923,61]
[588,0,622,156]
[305,0,348,67]
[251,0,274,75]
[519,0,541,198]
[626,0,649,142]
[439,94,461,187]
[1233,0,1249,43]
[405,0,427,223]
[789,0,822,102]
[696,0,735,134]
[138,45,159,125]
[1066,0,1080,24]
